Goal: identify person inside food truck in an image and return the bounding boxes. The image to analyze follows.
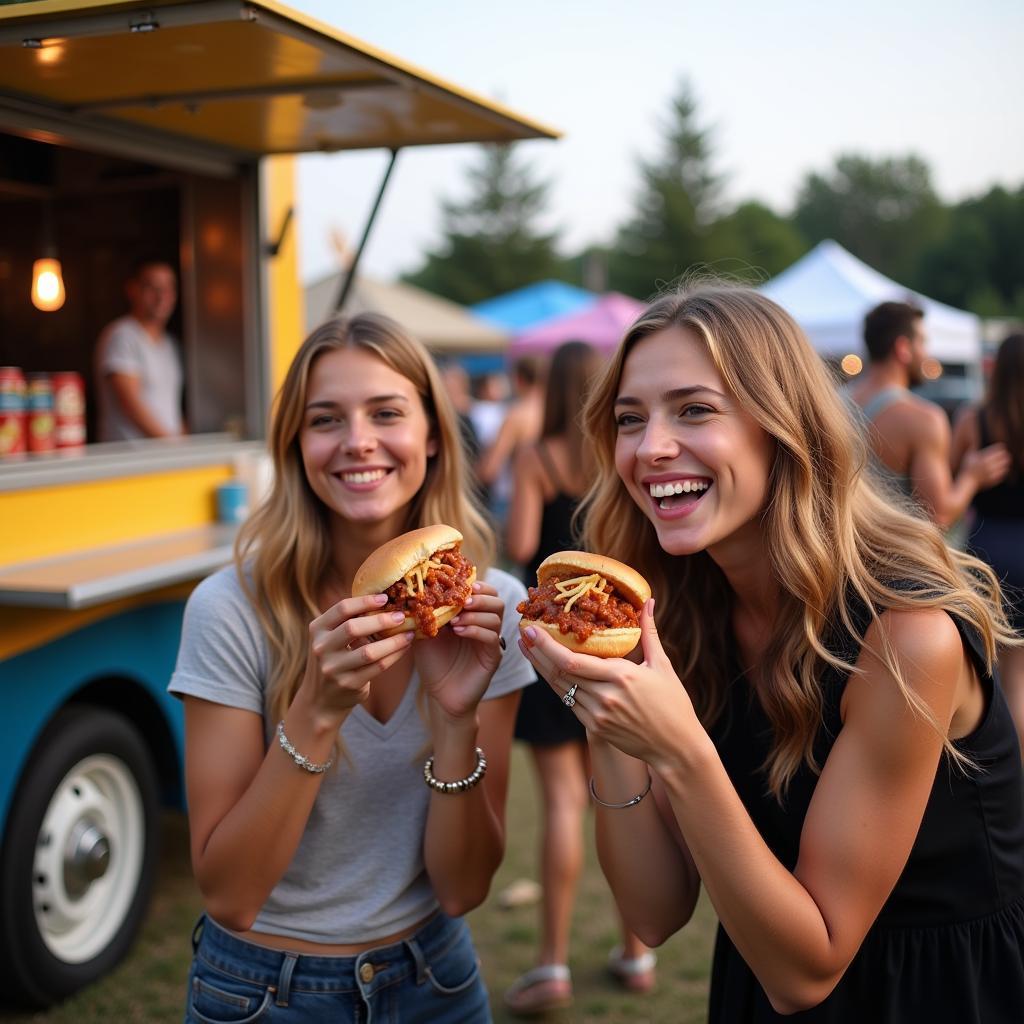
[94,258,184,441]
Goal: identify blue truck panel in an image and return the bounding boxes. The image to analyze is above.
[0,598,188,834]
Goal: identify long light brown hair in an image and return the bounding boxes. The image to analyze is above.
[236,313,495,725]
[581,285,1017,799]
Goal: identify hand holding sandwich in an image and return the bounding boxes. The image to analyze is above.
[351,524,503,724]
[518,554,705,772]
[298,593,416,729]
[414,579,505,724]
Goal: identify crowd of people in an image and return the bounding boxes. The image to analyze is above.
[169,288,1023,1023]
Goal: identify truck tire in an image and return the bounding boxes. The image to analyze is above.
[0,705,160,1008]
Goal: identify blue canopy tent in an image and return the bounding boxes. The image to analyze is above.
[471,280,595,332]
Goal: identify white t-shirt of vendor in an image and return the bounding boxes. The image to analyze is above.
[95,315,183,441]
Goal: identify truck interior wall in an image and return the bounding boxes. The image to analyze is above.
[181,172,247,436]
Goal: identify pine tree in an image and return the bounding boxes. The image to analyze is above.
[403,144,563,304]
[607,80,728,299]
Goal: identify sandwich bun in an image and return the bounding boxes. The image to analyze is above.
[519,550,651,658]
[522,619,645,658]
[352,524,476,638]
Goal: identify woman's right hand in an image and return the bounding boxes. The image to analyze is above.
[964,441,1012,490]
[300,594,414,722]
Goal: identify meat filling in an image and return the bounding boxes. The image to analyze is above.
[516,574,639,643]
[383,546,474,637]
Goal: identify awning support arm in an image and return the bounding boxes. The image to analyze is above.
[333,147,400,313]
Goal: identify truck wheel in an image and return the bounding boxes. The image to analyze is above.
[0,705,160,1008]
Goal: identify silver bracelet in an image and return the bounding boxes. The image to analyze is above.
[589,773,652,809]
[276,721,334,775]
[423,747,487,794]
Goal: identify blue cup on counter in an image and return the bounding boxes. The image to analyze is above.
[216,479,250,524]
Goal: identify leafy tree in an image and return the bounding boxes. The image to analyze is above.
[714,201,808,278]
[402,143,563,304]
[918,184,1024,318]
[607,80,729,298]
[793,154,947,287]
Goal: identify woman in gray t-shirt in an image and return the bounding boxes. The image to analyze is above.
[170,313,534,1023]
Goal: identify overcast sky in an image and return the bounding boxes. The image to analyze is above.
[288,0,1024,286]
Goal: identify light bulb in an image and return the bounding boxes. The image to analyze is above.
[32,257,65,312]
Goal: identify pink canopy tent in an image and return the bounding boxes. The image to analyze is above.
[509,292,645,354]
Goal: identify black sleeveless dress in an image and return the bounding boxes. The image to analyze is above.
[708,599,1024,1022]
[514,442,587,746]
[969,411,1024,631]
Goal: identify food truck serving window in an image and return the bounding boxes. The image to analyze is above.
[0,131,255,465]
[0,0,556,479]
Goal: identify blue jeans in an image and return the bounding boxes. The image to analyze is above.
[184,912,491,1023]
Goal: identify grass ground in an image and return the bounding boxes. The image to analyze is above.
[0,745,715,1023]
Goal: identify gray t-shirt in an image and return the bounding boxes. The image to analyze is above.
[95,315,183,441]
[169,563,535,943]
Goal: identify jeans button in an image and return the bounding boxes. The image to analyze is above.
[359,962,375,983]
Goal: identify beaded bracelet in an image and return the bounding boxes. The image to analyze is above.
[423,747,488,794]
[589,772,652,809]
[276,721,334,775]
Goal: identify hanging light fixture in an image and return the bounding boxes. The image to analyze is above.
[32,256,65,312]
[31,201,66,312]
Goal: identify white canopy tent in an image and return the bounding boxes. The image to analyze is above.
[760,240,982,365]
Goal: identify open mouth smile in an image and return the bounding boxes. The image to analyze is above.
[335,467,393,490]
[645,477,712,517]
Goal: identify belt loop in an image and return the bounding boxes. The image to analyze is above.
[405,936,428,985]
[276,952,298,1007]
[190,914,206,954]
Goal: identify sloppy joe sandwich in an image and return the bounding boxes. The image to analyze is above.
[517,550,651,657]
[352,524,476,638]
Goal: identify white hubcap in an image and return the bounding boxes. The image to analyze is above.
[33,754,145,963]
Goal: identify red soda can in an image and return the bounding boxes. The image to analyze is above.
[52,371,86,448]
[0,366,26,457]
[26,373,56,453]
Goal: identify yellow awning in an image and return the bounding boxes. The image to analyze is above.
[0,0,559,158]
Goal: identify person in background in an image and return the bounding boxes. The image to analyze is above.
[503,339,655,1016]
[439,361,482,465]
[468,372,507,454]
[849,300,1009,527]
[951,332,1024,753]
[169,313,534,1022]
[521,285,1024,1022]
[478,356,545,528]
[95,258,184,440]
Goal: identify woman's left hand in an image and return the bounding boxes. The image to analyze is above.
[520,598,701,769]
[415,581,505,721]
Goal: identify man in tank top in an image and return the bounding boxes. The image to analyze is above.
[849,300,1009,527]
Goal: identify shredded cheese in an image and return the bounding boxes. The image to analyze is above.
[402,556,455,596]
[552,573,610,613]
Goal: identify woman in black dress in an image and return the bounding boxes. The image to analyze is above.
[952,332,1024,753]
[504,341,654,1015]
[519,287,1024,1022]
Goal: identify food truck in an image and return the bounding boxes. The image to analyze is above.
[0,0,555,1006]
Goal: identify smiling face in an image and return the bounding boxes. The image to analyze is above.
[613,325,775,559]
[299,347,437,535]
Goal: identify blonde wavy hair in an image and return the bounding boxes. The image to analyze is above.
[236,313,495,726]
[580,285,1017,799]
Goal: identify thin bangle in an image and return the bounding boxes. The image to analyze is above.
[589,772,652,809]
[276,721,334,775]
[423,747,487,794]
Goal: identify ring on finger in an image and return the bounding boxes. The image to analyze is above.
[562,683,578,708]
